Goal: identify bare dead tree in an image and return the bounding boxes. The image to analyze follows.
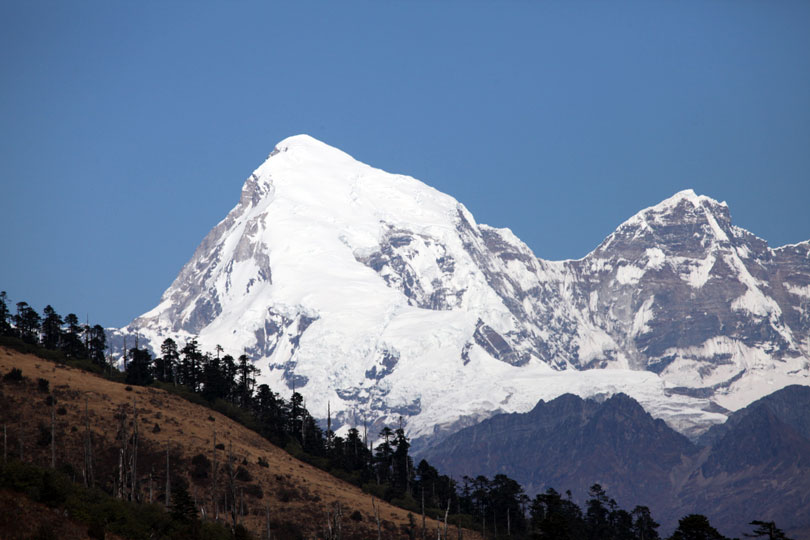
[118,404,128,499]
[211,430,219,522]
[83,397,94,487]
[325,501,343,540]
[371,497,382,540]
[334,501,342,539]
[50,394,56,469]
[422,488,427,540]
[266,503,271,540]
[507,507,511,537]
[227,441,238,529]
[165,441,171,508]
[301,398,307,447]
[118,446,125,499]
[443,499,450,539]
[131,396,138,501]
[326,401,332,449]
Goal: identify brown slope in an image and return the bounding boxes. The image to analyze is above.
[0,488,127,540]
[0,347,477,540]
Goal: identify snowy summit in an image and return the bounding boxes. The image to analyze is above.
[113,135,810,448]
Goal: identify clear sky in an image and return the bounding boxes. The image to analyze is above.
[1,1,809,328]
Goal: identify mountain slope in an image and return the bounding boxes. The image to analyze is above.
[111,135,810,446]
[424,388,810,539]
[0,346,470,540]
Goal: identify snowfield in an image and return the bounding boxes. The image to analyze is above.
[112,135,810,447]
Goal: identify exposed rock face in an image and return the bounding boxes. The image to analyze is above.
[110,135,810,446]
[424,387,810,539]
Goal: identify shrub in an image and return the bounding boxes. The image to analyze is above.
[242,483,263,499]
[235,465,252,482]
[3,367,23,382]
[190,454,210,480]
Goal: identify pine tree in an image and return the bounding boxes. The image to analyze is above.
[632,506,661,540]
[158,338,179,384]
[745,520,792,540]
[14,301,41,343]
[0,292,12,336]
[585,484,613,540]
[669,514,729,540]
[125,347,154,385]
[87,325,107,366]
[62,313,86,358]
[41,305,63,350]
[170,484,198,524]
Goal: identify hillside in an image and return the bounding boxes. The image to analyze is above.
[0,347,477,540]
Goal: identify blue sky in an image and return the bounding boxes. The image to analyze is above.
[1,1,809,328]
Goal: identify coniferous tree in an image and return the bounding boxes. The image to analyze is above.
[391,426,412,496]
[62,313,86,358]
[530,487,586,540]
[180,339,203,391]
[87,325,107,366]
[236,353,258,409]
[125,347,154,385]
[201,353,229,402]
[375,426,394,485]
[14,301,41,343]
[157,338,180,384]
[489,473,526,535]
[585,484,613,540]
[222,354,238,402]
[745,521,792,540]
[0,291,13,336]
[40,305,63,350]
[170,484,198,524]
[668,514,729,540]
[632,505,661,540]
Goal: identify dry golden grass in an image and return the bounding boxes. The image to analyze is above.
[0,347,481,540]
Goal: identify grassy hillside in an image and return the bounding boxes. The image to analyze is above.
[0,347,478,539]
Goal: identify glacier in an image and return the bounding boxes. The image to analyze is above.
[111,135,810,448]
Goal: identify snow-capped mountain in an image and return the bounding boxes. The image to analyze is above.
[112,135,810,446]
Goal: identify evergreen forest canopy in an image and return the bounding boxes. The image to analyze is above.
[0,290,796,540]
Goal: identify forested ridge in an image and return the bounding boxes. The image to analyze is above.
[0,290,795,540]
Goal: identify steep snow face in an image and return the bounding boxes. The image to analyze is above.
[561,189,810,415]
[114,136,810,446]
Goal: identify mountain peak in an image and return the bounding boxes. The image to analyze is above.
[652,189,727,213]
[267,134,355,165]
[115,138,810,453]
[603,189,733,251]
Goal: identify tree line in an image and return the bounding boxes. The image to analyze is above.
[0,291,107,367]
